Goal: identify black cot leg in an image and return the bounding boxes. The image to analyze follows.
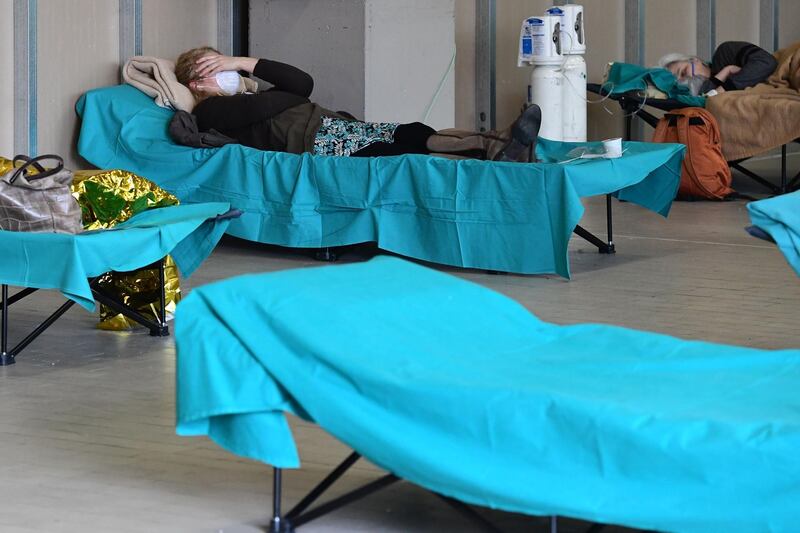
[271,468,289,533]
[9,299,76,358]
[286,452,361,521]
[314,247,338,262]
[155,258,168,336]
[551,515,558,533]
[1,284,10,366]
[605,194,616,254]
[91,286,168,337]
[437,495,505,533]
[781,144,788,193]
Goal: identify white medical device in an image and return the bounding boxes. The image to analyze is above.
[518,4,587,142]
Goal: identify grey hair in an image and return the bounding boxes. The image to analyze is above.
[657,53,700,69]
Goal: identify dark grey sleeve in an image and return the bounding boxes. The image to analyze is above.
[726,46,777,90]
[712,41,777,90]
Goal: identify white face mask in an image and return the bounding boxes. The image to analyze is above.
[214,71,243,96]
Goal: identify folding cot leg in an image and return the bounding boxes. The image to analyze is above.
[270,468,288,533]
[0,284,77,366]
[781,145,787,193]
[572,195,616,254]
[314,247,338,262]
[605,194,616,254]
[437,495,505,533]
[1,284,9,366]
[154,258,169,336]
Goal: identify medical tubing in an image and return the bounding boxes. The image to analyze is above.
[552,29,613,107]
[554,29,650,117]
[422,49,457,123]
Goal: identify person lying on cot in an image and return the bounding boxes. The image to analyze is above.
[174,47,541,162]
[659,41,778,95]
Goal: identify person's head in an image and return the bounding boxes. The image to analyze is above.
[175,46,223,100]
[658,53,710,81]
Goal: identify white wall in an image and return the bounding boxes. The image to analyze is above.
[364,0,455,129]
[249,0,455,129]
[0,0,14,157]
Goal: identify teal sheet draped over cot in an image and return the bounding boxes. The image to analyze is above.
[175,257,800,533]
[603,62,707,107]
[748,190,800,277]
[76,84,684,278]
[0,202,231,310]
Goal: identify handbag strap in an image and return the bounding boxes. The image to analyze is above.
[9,154,65,184]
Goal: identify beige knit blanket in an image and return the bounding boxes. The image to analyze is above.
[706,42,800,161]
[122,56,259,113]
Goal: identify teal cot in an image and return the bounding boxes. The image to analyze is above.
[747,190,800,277]
[0,202,232,310]
[0,202,232,365]
[75,85,684,278]
[175,257,800,533]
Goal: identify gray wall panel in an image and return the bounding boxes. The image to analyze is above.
[718,0,758,50]
[141,0,216,61]
[779,0,800,49]
[645,0,696,67]
[249,0,366,116]
[37,0,119,167]
[584,0,625,141]
[1,0,15,156]
[455,1,476,130]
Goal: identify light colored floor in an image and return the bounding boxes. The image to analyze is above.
[1,158,798,533]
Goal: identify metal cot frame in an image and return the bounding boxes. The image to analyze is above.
[587,83,800,195]
[265,451,655,533]
[0,258,169,366]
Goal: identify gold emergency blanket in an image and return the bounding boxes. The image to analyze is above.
[73,169,181,330]
[72,168,179,230]
[0,157,182,330]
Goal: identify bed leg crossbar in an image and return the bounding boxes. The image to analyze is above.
[729,160,783,194]
[573,194,616,254]
[268,452,520,533]
[0,258,169,366]
[267,454,640,533]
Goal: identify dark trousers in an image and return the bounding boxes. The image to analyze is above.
[351,122,436,157]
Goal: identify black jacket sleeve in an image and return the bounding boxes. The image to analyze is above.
[193,91,310,131]
[252,59,314,97]
[711,41,777,90]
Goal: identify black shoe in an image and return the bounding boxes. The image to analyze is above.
[493,104,542,163]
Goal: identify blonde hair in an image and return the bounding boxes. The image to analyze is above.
[175,46,220,98]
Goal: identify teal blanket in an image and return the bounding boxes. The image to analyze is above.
[76,85,683,278]
[748,190,800,277]
[0,202,231,310]
[176,257,800,533]
[604,62,707,107]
